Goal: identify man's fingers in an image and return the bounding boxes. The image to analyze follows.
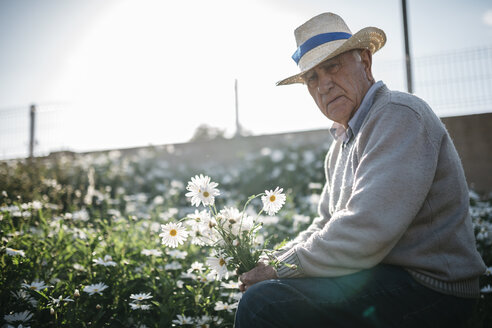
[239,271,251,285]
[239,282,248,292]
[239,273,249,292]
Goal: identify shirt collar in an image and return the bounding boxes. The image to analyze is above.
[329,80,384,143]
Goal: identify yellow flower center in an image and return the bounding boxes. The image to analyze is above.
[269,195,276,202]
[30,286,37,290]
[170,229,177,237]
[219,258,226,266]
[203,191,210,198]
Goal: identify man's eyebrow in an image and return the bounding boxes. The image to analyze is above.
[321,57,340,66]
[302,71,316,81]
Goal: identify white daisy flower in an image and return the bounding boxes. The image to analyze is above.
[481,284,492,293]
[4,310,33,323]
[230,291,243,302]
[73,263,85,271]
[185,174,220,207]
[11,290,38,307]
[220,280,239,289]
[83,282,108,296]
[141,249,162,257]
[172,314,194,325]
[196,272,217,283]
[153,195,164,205]
[188,229,209,246]
[261,187,286,216]
[129,302,151,310]
[130,293,153,301]
[166,249,188,259]
[239,214,255,234]
[93,255,117,266]
[185,209,211,230]
[159,207,179,222]
[159,222,188,248]
[213,316,224,325]
[22,280,48,291]
[218,207,244,236]
[187,261,205,274]
[206,253,233,280]
[195,315,212,327]
[72,209,90,221]
[164,261,183,271]
[6,247,25,257]
[214,301,238,312]
[50,295,74,306]
[31,201,42,210]
[180,271,197,280]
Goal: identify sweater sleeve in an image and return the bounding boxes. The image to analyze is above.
[277,104,441,278]
[272,148,334,260]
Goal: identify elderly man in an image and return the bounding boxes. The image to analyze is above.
[235,12,486,328]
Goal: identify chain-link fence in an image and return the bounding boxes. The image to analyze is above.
[0,102,75,160]
[413,46,492,116]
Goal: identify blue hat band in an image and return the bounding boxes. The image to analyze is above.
[292,32,352,65]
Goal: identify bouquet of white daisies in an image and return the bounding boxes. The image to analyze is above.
[159,174,286,277]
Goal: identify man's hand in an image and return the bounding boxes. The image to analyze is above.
[239,262,278,292]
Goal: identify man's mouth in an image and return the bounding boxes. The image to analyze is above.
[327,96,344,109]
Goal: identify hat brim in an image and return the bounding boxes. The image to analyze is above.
[276,27,386,86]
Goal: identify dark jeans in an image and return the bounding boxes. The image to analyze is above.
[234,265,476,328]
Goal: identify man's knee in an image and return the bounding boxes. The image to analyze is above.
[235,280,280,327]
[238,280,279,313]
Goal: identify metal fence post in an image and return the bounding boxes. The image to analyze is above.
[402,0,413,94]
[234,78,242,138]
[29,104,36,158]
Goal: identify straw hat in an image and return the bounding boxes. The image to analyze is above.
[277,13,386,86]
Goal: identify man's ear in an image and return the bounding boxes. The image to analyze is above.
[361,49,374,83]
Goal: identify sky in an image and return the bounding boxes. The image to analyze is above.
[0,0,491,158]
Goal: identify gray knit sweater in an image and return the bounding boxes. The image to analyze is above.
[276,84,486,298]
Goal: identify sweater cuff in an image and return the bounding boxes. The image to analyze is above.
[275,247,304,278]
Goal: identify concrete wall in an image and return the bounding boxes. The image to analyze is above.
[65,128,332,164]
[442,113,492,194]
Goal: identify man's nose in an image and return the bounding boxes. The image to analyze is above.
[317,70,333,94]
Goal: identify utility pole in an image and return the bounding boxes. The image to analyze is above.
[29,104,36,158]
[402,0,413,94]
[234,79,242,137]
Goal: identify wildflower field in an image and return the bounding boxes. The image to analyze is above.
[1,138,491,327]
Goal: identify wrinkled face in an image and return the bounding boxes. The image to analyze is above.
[303,49,374,127]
